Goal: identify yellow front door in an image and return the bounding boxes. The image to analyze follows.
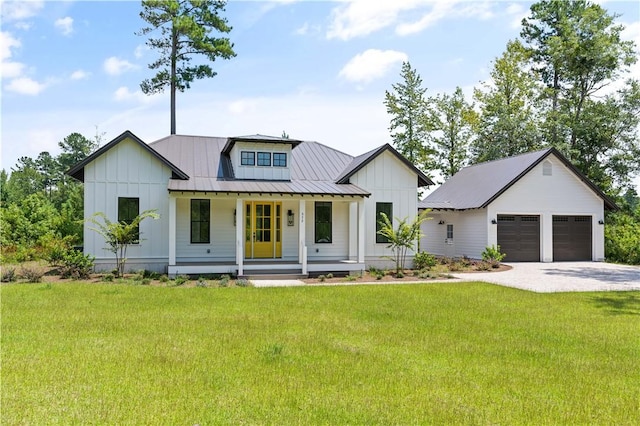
[245,202,282,259]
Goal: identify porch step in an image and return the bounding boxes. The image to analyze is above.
[239,269,308,280]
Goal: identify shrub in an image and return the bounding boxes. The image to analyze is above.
[413,251,437,270]
[477,261,492,271]
[15,246,37,263]
[173,275,189,286]
[59,249,94,280]
[196,278,208,288]
[219,274,231,287]
[20,266,45,283]
[235,279,250,287]
[159,275,169,283]
[102,273,115,282]
[395,271,405,278]
[1,267,17,282]
[447,261,463,272]
[482,245,506,268]
[326,273,333,279]
[318,275,326,282]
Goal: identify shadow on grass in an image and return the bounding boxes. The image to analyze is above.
[592,293,640,316]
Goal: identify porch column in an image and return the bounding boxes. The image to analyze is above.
[299,199,307,273]
[358,198,365,264]
[169,195,176,267]
[349,201,357,260]
[236,199,243,276]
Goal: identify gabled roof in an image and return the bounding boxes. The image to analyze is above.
[221,134,303,154]
[421,147,618,211]
[67,130,189,182]
[335,143,434,187]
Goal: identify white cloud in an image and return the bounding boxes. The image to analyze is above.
[134,44,147,59]
[506,3,528,29]
[113,86,161,104]
[0,0,44,22]
[103,56,138,76]
[295,22,309,35]
[397,1,494,36]
[6,76,47,95]
[1,31,26,79]
[339,49,408,84]
[54,16,74,36]
[70,69,90,80]
[228,98,259,114]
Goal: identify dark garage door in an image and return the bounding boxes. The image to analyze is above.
[497,215,540,262]
[553,216,592,261]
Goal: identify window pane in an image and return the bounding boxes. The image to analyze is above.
[118,197,139,242]
[315,202,332,243]
[273,153,287,167]
[241,151,255,166]
[257,152,271,166]
[190,199,210,244]
[376,202,392,243]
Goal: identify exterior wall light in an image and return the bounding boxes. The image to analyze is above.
[491,219,497,225]
[438,220,445,225]
[598,219,604,225]
[287,209,295,226]
[233,208,236,227]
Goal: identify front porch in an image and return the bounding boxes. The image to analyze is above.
[167,195,367,278]
[168,259,364,279]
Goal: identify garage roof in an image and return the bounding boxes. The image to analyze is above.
[420,148,618,211]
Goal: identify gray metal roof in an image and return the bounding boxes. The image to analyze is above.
[422,148,617,210]
[221,134,303,154]
[150,134,370,196]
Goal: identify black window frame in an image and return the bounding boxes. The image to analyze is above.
[376,202,393,244]
[190,199,211,244]
[240,151,255,166]
[257,152,271,167]
[118,197,140,243]
[314,202,332,244]
[446,224,454,240]
[273,152,287,167]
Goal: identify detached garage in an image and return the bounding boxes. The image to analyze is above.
[420,148,617,263]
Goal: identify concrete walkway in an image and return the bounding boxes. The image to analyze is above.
[452,262,640,293]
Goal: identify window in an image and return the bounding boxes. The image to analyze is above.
[315,202,332,243]
[257,152,271,166]
[241,151,255,166]
[376,202,393,243]
[191,199,210,244]
[118,197,139,242]
[273,153,287,167]
[543,160,552,176]
[446,224,454,240]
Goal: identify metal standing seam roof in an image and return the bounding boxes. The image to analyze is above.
[421,148,618,211]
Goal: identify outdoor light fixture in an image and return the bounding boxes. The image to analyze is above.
[438,220,445,225]
[598,219,604,225]
[233,208,236,227]
[491,219,497,225]
[287,209,294,226]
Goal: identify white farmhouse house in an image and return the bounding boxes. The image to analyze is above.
[68,131,432,277]
[420,148,618,262]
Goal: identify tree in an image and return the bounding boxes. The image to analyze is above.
[428,87,477,180]
[57,132,99,176]
[88,210,159,277]
[384,61,434,173]
[376,209,430,275]
[472,40,541,162]
[520,0,638,180]
[139,0,236,135]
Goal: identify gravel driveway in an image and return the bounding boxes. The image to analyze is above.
[452,262,640,293]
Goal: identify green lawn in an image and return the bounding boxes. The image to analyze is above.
[2,282,639,424]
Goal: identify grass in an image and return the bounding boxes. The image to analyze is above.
[2,282,639,424]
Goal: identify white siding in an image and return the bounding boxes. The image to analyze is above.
[304,200,350,260]
[231,142,292,180]
[83,137,172,272]
[487,154,605,261]
[349,150,419,265]
[420,210,488,259]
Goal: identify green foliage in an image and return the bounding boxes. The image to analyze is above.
[102,273,115,282]
[605,212,640,264]
[59,249,94,280]
[318,274,326,282]
[235,278,250,287]
[482,245,506,268]
[413,251,437,270]
[377,209,430,274]
[219,274,231,287]
[384,61,435,173]
[87,209,159,277]
[139,0,236,134]
[173,275,189,286]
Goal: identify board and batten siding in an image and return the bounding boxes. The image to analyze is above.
[83,137,172,272]
[305,200,350,260]
[349,150,419,267]
[230,142,292,181]
[487,154,605,261]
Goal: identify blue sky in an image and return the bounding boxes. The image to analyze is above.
[1,0,639,189]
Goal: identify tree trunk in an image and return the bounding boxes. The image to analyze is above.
[170,25,177,135]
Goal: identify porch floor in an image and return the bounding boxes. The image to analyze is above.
[169,259,364,278]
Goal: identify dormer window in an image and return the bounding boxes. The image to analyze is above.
[273,153,287,167]
[257,152,271,166]
[241,151,255,166]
